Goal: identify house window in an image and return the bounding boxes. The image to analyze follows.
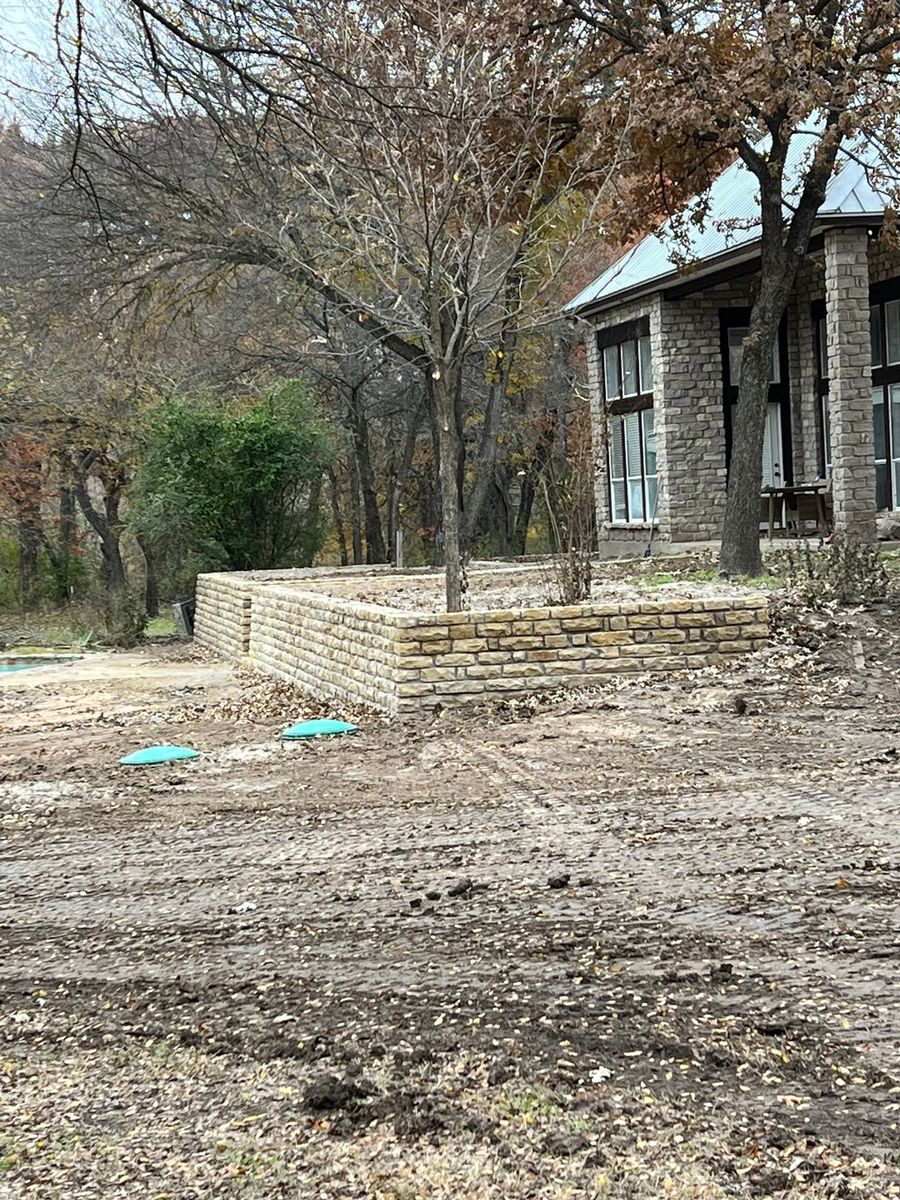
[609,409,657,523]
[886,300,900,365]
[870,290,900,509]
[599,321,656,523]
[817,287,900,507]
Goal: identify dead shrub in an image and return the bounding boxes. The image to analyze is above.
[68,589,149,648]
[540,405,597,606]
[782,538,892,608]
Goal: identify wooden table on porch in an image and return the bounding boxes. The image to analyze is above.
[761,483,830,540]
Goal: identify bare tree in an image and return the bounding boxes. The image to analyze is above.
[27,0,622,608]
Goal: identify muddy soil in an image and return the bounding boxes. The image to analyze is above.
[1,615,899,1199]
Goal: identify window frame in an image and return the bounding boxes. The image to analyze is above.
[871,284,900,508]
[719,307,792,483]
[598,318,657,525]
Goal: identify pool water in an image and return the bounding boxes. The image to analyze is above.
[0,657,73,673]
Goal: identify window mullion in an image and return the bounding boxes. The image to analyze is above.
[638,410,648,522]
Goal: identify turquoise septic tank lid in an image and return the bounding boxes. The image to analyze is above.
[120,745,200,766]
[282,718,358,740]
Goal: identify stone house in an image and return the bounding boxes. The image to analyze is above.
[566,135,900,547]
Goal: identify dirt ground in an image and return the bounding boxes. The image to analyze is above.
[1,607,899,1199]
[342,556,758,613]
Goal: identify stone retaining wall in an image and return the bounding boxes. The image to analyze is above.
[382,594,768,713]
[193,573,253,658]
[202,570,769,714]
[193,564,419,660]
[249,586,402,711]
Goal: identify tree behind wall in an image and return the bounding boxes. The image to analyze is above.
[131,381,332,581]
[560,0,900,575]
[43,0,622,610]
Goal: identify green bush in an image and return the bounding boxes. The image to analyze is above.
[131,380,333,584]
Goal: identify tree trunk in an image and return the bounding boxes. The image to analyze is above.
[15,449,43,609]
[462,325,516,550]
[719,125,844,576]
[74,466,128,592]
[433,374,462,611]
[718,233,798,576]
[347,457,363,564]
[718,321,778,577]
[302,471,324,566]
[102,488,128,590]
[18,520,39,609]
[494,478,514,556]
[327,467,349,566]
[139,537,160,616]
[387,397,424,562]
[461,374,506,550]
[57,479,76,600]
[429,415,443,565]
[513,411,558,556]
[347,387,388,563]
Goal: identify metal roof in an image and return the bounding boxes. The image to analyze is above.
[566,131,893,316]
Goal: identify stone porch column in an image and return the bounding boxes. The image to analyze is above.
[824,227,876,540]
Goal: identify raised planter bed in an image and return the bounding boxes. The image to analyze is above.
[196,565,769,714]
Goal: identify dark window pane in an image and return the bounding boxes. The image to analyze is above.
[886,300,900,366]
[642,409,657,477]
[621,340,638,397]
[603,345,620,400]
[609,418,625,478]
[727,326,747,383]
[876,462,889,510]
[871,305,884,369]
[611,481,627,522]
[638,335,653,391]
[874,391,886,460]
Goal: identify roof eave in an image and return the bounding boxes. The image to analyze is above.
[566,213,885,321]
[565,242,763,320]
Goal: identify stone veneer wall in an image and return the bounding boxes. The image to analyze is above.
[586,276,757,545]
[231,575,769,714]
[868,233,900,287]
[194,572,254,657]
[194,564,412,659]
[825,228,877,540]
[657,277,757,542]
[249,586,402,711]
